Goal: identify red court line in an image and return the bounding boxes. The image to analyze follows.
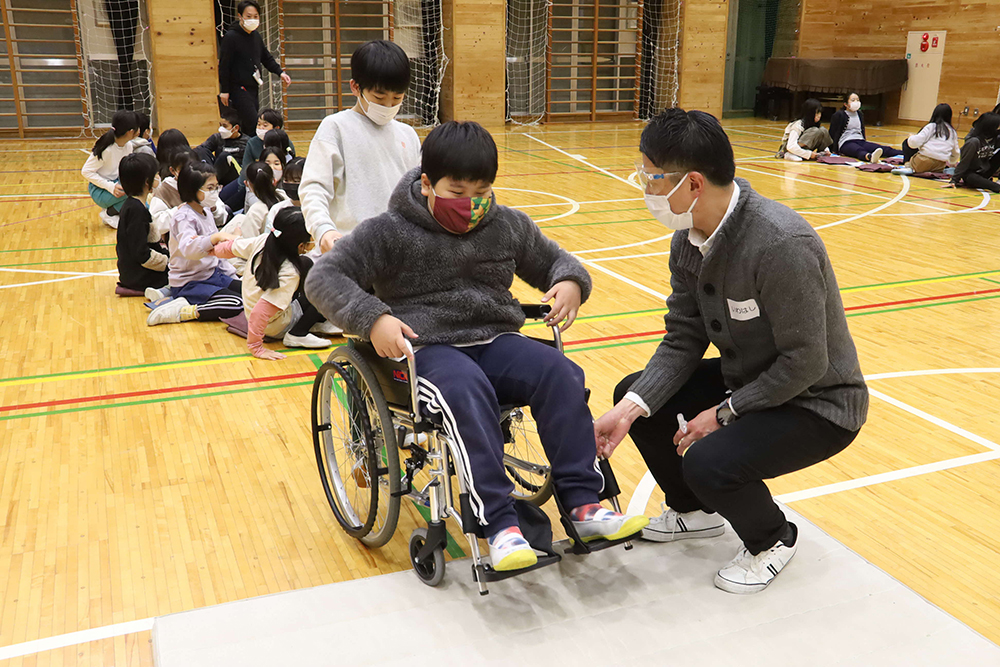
[564,329,665,346]
[845,287,1000,312]
[0,371,315,413]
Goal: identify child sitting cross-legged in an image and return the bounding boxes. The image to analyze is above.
[305,121,648,572]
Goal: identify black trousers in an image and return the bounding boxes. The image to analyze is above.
[901,138,917,162]
[615,359,859,554]
[287,258,326,336]
[224,85,260,142]
[105,0,140,110]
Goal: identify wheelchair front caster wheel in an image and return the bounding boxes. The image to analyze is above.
[410,528,446,587]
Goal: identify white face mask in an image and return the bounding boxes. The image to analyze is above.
[361,93,402,126]
[243,18,259,31]
[256,127,268,141]
[200,189,220,209]
[271,168,283,184]
[848,100,861,112]
[218,125,233,139]
[644,173,697,231]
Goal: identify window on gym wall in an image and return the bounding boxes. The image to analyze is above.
[0,0,154,137]
[265,0,446,128]
[505,0,680,124]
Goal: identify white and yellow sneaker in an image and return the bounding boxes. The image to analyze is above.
[488,526,538,572]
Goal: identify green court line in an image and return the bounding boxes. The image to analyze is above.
[843,268,1000,292]
[0,380,313,422]
[981,278,1000,286]
[847,293,1000,318]
[412,502,466,559]
[308,353,324,370]
[542,217,648,229]
[0,256,115,268]
[0,243,115,254]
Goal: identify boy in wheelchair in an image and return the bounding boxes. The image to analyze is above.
[306,121,648,571]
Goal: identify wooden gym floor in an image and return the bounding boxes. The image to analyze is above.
[1,118,999,664]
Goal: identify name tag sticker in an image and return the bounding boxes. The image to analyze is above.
[727,298,760,322]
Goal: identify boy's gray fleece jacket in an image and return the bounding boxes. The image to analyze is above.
[304,168,592,347]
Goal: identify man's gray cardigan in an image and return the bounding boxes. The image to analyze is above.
[304,168,592,347]
[628,178,869,432]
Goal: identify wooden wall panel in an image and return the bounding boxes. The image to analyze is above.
[678,0,728,119]
[799,0,1000,128]
[440,0,505,124]
[147,0,220,139]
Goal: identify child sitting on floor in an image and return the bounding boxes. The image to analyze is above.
[282,157,305,206]
[305,121,648,572]
[115,152,168,295]
[81,109,138,229]
[949,112,1000,193]
[897,103,960,175]
[195,107,248,186]
[777,99,832,162]
[130,112,156,157]
[213,207,338,357]
[151,148,229,238]
[146,162,243,326]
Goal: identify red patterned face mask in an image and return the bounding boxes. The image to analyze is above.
[430,192,492,234]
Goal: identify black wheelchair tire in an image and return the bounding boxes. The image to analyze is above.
[409,527,446,587]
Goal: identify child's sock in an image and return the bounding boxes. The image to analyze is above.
[180,305,199,321]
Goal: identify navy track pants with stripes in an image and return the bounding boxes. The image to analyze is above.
[415,334,603,537]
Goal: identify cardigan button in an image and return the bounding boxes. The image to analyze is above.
[703,283,715,296]
[710,319,722,332]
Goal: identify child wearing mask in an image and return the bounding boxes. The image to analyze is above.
[146,162,242,326]
[222,108,296,211]
[150,149,228,240]
[263,128,296,163]
[949,112,1000,193]
[195,107,249,185]
[81,109,139,228]
[130,112,156,156]
[300,40,421,253]
[213,207,337,356]
[115,152,169,294]
[282,157,305,205]
[829,92,902,163]
[305,121,648,572]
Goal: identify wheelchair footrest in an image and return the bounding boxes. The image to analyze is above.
[564,530,641,556]
[475,553,561,583]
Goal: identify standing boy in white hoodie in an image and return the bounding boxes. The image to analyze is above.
[300,40,421,253]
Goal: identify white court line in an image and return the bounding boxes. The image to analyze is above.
[0,272,116,290]
[581,260,667,301]
[814,175,910,230]
[514,197,642,209]
[799,191,991,217]
[0,618,154,661]
[867,367,1000,381]
[0,267,116,277]
[573,234,672,255]
[494,186,580,223]
[524,134,641,190]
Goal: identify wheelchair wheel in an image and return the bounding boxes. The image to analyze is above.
[312,346,401,548]
[501,407,553,506]
[409,527,445,587]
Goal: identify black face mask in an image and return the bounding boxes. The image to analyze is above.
[283,183,299,200]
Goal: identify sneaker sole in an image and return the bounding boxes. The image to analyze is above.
[581,515,650,543]
[640,524,725,543]
[493,549,538,572]
[713,572,770,595]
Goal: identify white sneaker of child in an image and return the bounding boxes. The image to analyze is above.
[570,503,649,543]
[309,321,343,336]
[641,503,725,542]
[714,523,798,595]
[869,147,883,164]
[283,332,332,349]
[99,210,119,229]
[488,526,537,572]
[146,297,193,326]
[144,287,169,301]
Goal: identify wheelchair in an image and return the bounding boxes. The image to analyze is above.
[310,305,636,594]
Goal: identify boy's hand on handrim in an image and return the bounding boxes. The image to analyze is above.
[541,280,582,332]
[370,314,418,360]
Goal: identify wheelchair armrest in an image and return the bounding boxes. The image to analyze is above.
[520,304,552,320]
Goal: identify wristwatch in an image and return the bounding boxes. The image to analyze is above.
[716,398,737,427]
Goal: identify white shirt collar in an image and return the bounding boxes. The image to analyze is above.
[688,182,740,256]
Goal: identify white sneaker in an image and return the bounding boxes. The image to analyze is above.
[641,504,725,542]
[282,332,331,349]
[146,297,192,326]
[144,287,169,301]
[570,506,649,543]
[714,523,798,595]
[869,147,883,163]
[488,526,537,572]
[309,321,343,336]
[99,210,119,229]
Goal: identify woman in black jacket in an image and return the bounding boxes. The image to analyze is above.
[829,93,902,162]
[218,0,291,136]
[949,112,1000,193]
